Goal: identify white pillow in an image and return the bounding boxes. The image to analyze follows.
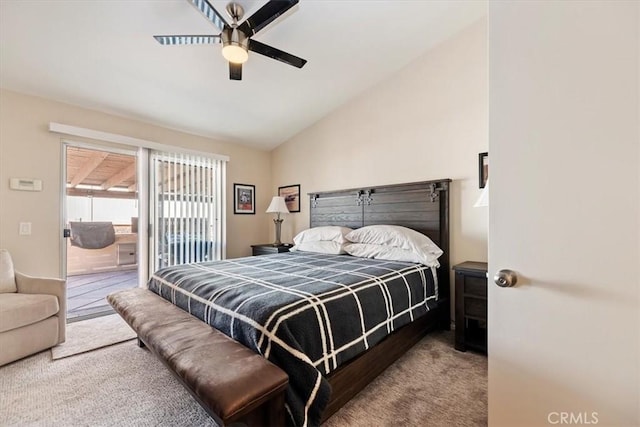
[293,226,353,245]
[290,241,346,255]
[345,225,443,267]
[344,243,437,266]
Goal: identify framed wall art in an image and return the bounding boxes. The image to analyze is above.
[278,184,300,213]
[478,152,488,188]
[234,183,255,214]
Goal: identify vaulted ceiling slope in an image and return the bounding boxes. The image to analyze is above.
[0,1,486,150]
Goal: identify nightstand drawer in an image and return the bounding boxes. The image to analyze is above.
[453,261,488,354]
[465,276,487,298]
[253,247,280,256]
[464,297,486,319]
[251,244,292,256]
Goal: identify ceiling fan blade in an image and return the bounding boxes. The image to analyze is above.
[229,62,242,80]
[187,0,228,32]
[248,39,307,68]
[238,0,299,36]
[154,35,221,45]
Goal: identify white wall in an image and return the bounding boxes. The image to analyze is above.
[488,1,639,425]
[0,90,272,276]
[271,19,488,314]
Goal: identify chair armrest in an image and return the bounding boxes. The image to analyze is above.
[15,271,67,343]
[15,272,65,296]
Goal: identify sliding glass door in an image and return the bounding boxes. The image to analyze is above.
[150,151,226,271]
[62,142,140,321]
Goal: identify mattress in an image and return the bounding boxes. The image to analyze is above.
[148,251,438,427]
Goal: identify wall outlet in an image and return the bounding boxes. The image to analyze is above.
[19,222,32,235]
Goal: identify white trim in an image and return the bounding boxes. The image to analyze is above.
[137,147,150,288]
[59,144,68,279]
[49,122,230,162]
[62,138,137,156]
[219,160,227,260]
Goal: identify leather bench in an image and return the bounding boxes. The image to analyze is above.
[107,288,289,426]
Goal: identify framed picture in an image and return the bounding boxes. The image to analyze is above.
[478,152,489,188]
[234,183,255,214]
[278,184,300,213]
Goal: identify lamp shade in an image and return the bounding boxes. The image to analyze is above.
[266,196,290,214]
[474,181,489,207]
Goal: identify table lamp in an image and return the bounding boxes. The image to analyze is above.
[266,196,290,245]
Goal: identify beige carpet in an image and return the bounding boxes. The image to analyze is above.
[1,331,486,426]
[1,337,216,427]
[51,314,137,360]
[323,332,487,427]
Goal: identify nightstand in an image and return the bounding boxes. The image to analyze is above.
[453,261,488,354]
[251,243,293,256]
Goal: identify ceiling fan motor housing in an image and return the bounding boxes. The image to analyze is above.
[225,3,244,22]
[221,27,248,51]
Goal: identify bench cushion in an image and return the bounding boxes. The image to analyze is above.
[0,293,59,333]
[107,288,288,425]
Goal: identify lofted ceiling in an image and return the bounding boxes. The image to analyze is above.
[0,1,486,150]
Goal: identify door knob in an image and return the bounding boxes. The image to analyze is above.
[494,269,518,287]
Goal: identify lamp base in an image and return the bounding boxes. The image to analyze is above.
[273,218,284,246]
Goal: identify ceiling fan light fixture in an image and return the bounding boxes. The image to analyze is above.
[156,0,307,79]
[221,26,248,64]
[222,43,248,64]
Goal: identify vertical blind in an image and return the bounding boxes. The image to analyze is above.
[150,151,226,270]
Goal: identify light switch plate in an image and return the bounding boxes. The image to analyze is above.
[19,222,32,235]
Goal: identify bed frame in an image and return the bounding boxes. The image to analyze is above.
[109,178,450,426]
[310,179,451,421]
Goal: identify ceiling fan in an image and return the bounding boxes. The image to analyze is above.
[154,0,307,80]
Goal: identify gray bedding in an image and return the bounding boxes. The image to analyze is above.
[148,251,438,427]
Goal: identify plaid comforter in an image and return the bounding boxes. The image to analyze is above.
[148,251,438,427]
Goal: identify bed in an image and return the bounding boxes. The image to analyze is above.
[109,179,450,426]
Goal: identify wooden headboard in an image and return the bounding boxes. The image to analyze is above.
[308,179,451,315]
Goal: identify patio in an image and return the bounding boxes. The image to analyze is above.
[67,270,138,321]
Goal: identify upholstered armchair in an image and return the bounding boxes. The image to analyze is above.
[0,249,66,366]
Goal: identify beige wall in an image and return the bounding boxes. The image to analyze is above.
[1,19,488,284]
[271,20,488,295]
[0,89,271,277]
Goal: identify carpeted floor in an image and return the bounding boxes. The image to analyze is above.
[323,332,487,427]
[51,314,137,360]
[0,331,486,426]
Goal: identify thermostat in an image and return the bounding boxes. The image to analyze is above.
[10,178,43,192]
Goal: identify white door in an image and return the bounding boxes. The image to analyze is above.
[488,2,639,426]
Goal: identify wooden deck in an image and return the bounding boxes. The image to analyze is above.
[67,270,138,321]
